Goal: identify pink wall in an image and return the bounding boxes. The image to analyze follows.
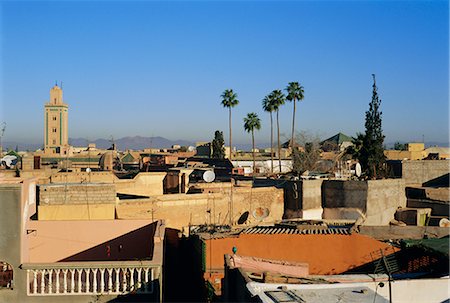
[25,219,155,263]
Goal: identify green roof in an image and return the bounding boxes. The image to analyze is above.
[402,236,449,258]
[321,132,353,145]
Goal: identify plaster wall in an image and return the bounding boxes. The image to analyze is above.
[39,183,116,205]
[38,204,115,220]
[402,160,450,186]
[116,186,284,230]
[25,219,155,263]
[322,179,406,225]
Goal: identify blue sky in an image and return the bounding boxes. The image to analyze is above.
[1,0,448,146]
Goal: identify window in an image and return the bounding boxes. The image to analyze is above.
[52,128,57,133]
[52,140,56,145]
[53,116,57,121]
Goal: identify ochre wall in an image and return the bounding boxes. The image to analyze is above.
[38,204,115,220]
[116,186,284,230]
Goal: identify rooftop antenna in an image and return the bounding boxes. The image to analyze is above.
[0,122,6,157]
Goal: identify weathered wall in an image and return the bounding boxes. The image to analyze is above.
[322,179,406,225]
[115,172,166,196]
[322,180,368,210]
[116,186,284,231]
[284,180,323,219]
[402,160,450,186]
[39,183,116,205]
[365,179,406,225]
[48,171,166,196]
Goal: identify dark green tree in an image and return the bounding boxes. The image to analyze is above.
[393,142,406,151]
[212,130,225,159]
[221,89,239,160]
[243,112,261,176]
[359,74,386,179]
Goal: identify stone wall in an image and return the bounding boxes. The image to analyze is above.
[402,160,450,186]
[322,179,406,225]
[39,183,116,205]
[116,186,284,231]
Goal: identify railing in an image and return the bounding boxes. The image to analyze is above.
[22,261,160,296]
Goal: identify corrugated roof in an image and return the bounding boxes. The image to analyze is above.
[242,226,351,235]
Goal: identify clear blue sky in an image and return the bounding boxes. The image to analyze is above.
[1,0,448,146]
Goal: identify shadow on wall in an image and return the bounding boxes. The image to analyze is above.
[422,173,449,188]
[59,222,157,262]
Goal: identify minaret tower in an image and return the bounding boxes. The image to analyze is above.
[44,83,69,154]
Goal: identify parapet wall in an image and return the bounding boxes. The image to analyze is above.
[322,179,406,225]
[116,186,284,231]
[39,183,116,204]
[402,160,450,186]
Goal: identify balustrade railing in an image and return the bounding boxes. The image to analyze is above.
[23,261,159,296]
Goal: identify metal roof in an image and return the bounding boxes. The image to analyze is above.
[242,226,351,235]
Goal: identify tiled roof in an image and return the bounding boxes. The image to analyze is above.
[321,132,353,145]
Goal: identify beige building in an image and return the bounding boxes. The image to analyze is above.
[44,84,69,155]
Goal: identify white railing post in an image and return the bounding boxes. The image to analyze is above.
[48,268,53,294]
[136,268,142,291]
[107,268,113,294]
[33,270,37,294]
[92,268,98,293]
[62,269,68,293]
[77,269,82,293]
[40,269,45,294]
[70,269,75,293]
[85,269,90,293]
[100,268,105,293]
[115,268,120,293]
[55,269,61,294]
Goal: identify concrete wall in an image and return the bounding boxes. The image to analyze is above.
[116,186,284,231]
[402,160,450,186]
[39,183,116,205]
[322,179,406,225]
[284,180,323,219]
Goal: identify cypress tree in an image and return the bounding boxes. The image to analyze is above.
[360,74,386,179]
[212,130,225,159]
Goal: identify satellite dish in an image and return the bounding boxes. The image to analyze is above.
[237,211,249,225]
[355,163,362,177]
[252,207,270,220]
[203,170,215,183]
[86,167,91,173]
[439,218,450,227]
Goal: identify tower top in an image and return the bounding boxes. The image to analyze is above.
[50,84,63,105]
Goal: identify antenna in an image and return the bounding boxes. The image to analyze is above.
[0,122,6,157]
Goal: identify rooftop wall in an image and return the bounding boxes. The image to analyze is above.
[39,183,116,205]
[322,179,406,225]
[402,160,450,186]
[116,186,284,230]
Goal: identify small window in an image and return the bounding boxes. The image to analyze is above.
[53,116,57,121]
[54,98,57,102]
[52,140,56,145]
[52,128,57,133]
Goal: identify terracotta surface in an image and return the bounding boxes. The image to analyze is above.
[205,233,398,275]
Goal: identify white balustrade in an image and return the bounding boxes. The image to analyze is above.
[26,264,156,296]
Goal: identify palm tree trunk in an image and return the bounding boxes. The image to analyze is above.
[270,112,273,174]
[291,98,296,151]
[252,129,255,176]
[229,107,232,161]
[277,109,281,172]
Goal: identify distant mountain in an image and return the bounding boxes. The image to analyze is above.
[2,141,42,152]
[69,136,195,150]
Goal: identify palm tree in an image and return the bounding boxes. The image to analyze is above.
[286,82,305,151]
[243,112,261,176]
[221,89,239,161]
[262,94,275,173]
[270,90,286,172]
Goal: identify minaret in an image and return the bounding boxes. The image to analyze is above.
[44,83,69,154]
